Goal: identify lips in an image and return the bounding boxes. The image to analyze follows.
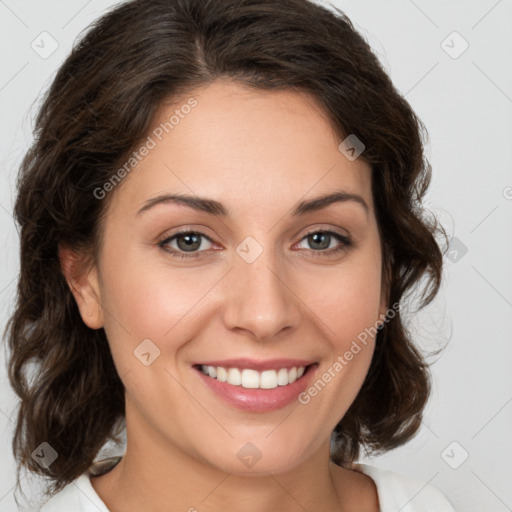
[192,358,318,412]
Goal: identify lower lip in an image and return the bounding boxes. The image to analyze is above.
[194,365,318,412]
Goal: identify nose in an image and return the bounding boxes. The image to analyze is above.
[221,244,302,341]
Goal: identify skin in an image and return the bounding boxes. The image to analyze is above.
[61,78,388,512]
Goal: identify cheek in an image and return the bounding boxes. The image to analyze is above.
[306,249,383,342]
[301,264,381,424]
[98,247,220,358]
[302,244,382,405]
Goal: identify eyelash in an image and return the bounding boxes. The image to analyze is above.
[157,228,353,260]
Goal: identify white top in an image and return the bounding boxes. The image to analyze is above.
[38,458,456,512]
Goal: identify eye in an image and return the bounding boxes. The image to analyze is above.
[158,230,215,259]
[295,229,352,256]
[158,228,353,260]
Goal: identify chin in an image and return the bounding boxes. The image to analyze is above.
[196,438,311,476]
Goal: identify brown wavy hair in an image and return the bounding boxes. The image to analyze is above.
[5,0,448,502]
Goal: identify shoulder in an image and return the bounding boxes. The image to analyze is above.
[38,481,80,511]
[39,474,109,512]
[38,475,90,512]
[39,457,120,512]
[352,463,456,512]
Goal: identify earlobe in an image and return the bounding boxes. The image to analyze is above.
[377,297,388,330]
[58,244,104,329]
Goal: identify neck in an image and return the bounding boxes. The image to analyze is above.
[91,403,358,512]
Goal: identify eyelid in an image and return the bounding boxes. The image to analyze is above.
[293,228,353,255]
[298,225,350,242]
[157,225,353,259]
[157,229,216,252]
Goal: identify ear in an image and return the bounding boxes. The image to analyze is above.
[377,251,393,328]
[58,244,104,329]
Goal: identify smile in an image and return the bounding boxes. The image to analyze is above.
[199,365,306,389]
[193,358,318,411]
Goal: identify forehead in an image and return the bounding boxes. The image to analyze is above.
[106,79,373,219]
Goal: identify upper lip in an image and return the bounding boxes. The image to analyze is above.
[194,358,317,371]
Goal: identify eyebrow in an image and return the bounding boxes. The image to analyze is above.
[136,191,369,218]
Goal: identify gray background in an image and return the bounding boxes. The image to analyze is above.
[1,0,511,510]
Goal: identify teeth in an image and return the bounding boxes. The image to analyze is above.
[227,368,242,386]
[241,369,259,388]
[199,365,307,389]
[217,366,227,382]
[260,370,278,389]
[276,368,288,386]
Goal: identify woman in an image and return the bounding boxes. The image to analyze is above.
[6,0,455,510]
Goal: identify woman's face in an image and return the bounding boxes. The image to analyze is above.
[78,79,388,474]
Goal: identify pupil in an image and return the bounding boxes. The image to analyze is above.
[178,234,200,251]
[310,232,329,250]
